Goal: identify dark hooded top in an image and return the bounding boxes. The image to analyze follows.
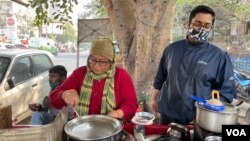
[153,39,236,124]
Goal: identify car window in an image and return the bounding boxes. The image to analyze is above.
[0,57,10,83]
[8,57,33,84]
[32,54,53,75]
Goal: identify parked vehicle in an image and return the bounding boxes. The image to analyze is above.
[233,69,250,106]
[14,44,29,49]
[0,42,7,49]
[0,49,55,123]
[0,42,15,49]
[29,37,58,56]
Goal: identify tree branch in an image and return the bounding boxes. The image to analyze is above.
[10,0,29,7]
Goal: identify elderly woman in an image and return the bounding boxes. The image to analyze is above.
[50,38,138,122]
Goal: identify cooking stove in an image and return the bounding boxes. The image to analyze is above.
[193,120,222,141]
[123,123,194,141]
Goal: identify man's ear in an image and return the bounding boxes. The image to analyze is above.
[184,22,189,29]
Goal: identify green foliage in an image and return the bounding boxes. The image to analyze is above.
[64,22,76,41]
[28,0,78,27]
[48,35,57,41]
[78,0,106,19]
[29,0,106,30]
[56,22,76,43]
[96,0,106,16]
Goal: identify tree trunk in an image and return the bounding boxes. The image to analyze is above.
[102,0,176,98]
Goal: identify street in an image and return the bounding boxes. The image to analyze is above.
[54,50,89,74]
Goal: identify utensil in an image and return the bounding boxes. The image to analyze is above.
[144,135,162,141]
[73,107,80,117]
[167,122,189,141]
[205,90,224,111]
[134,125,145,141]
[191,94,224,111]
[191,96,206,105]
[195,102,239,133]
[207,90,223,106]
[131,112,155,125]
[64,115,123,141]
[205,136,222,141]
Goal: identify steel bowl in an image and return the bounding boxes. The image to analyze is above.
[134,112,155,123]
[205,136,222,141]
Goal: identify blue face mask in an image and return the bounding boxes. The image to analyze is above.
[187,28,210,43]
[49,81,60,90]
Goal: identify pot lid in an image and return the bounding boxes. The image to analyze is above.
[195,102,239,114]
[204,103,225,111]
[191,96,225,111]
[64,115,123,140]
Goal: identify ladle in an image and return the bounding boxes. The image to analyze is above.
[73,107,80,117]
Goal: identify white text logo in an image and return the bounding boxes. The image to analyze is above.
[226,129,246,136]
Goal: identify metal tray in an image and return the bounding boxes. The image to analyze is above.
[64,115,123,140]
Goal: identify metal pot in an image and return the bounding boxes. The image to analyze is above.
[64,115,123,141]
[166,122,190,141]
[195,102,239,133]
[205,136,222,141]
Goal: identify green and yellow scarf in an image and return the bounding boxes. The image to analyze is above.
[78,64,116,115]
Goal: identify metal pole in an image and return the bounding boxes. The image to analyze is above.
[76,19,80,68]
[76,41,79,68]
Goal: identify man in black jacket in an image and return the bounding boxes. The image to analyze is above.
[149,5,236,125]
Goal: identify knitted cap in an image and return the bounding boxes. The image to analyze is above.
[90,38,115,62]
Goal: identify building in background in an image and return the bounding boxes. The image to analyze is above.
[0,0,34,44]
[40,2,64,37]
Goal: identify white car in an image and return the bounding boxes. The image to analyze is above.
[0,49,56,123]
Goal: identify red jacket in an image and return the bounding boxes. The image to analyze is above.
[50,66,138,122]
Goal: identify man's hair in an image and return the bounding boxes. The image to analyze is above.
[49,65,67,77]
[189,5,215,25]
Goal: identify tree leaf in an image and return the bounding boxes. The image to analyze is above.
[54,14,60,20]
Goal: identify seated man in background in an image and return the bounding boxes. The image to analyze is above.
[29,65,73,125]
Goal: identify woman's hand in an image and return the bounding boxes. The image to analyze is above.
[61,89,79,108]
[107,109,124,119]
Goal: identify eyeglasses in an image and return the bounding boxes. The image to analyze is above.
[88,59,111,66]
[191,22,213,30]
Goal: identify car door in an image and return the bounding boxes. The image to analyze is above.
[6,56,35,119]
[31,54,54,103]
[0,57,10,107]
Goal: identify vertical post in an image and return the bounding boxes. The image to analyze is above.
[0,105,12,129]
[76,41,80,68]
[76,19,80,68]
